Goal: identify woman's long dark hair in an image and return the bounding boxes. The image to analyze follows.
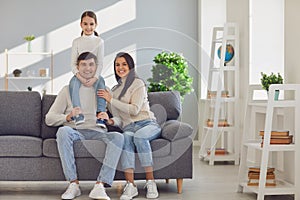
[80,11,99,36]
[113,52,138,100]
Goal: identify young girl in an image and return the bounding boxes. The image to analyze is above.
[69,10,106,128]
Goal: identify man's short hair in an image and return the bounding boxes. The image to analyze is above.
[77,52,98,66]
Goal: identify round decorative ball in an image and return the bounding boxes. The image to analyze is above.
[217,44,234,63]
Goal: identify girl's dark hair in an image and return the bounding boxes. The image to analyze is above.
[80,11,99,36]
[113,52,139,100]
[76,52,98,66]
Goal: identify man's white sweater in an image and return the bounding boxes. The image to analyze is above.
[46,85,99,130]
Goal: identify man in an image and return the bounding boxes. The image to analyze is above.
[46,52,123,200]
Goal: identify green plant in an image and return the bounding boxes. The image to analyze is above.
[260,72,283,91]
[147,51,193,99]
[24,35,35,41]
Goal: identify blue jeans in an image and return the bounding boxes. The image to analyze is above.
[69,75,106,113]
[121,119,161,170]
[56,126,124,186]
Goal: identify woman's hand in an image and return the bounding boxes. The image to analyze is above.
[98,89,112,103]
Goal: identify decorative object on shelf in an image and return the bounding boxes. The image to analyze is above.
[260,72,283,100]
[39,68,47,77]
[26,70,36,77]
[23,35,35,52]
[217,44,235,65]
[13,69,22,77]
[147,51,193,101]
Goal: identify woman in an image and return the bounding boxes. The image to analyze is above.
[98,52,161,199]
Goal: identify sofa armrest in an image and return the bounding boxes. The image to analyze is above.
[161,120,193,142]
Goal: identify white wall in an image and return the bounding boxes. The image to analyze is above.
[0,0,199,134]
[250,0,284,85]
[285,0,300,84]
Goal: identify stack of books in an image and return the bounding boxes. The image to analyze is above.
[207,148,228,155]
[260,130,293,147]
[206,119,229,127]
[247,167,276,186]
[207,90,229,98]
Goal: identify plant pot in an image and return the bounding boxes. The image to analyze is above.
[274,90,279,101]
[268,90,279,100]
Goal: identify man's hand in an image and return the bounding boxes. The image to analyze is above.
[66,107,82,122]
[97,112,114,125]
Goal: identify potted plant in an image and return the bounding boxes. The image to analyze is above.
[260,72,283,100]
[147,51,193,101]
[24,35,35,52]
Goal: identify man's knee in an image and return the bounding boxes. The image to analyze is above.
[56,127,72,142]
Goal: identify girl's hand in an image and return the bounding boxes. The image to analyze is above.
[85,77,97,87]
[97,89,112,103]
[76,73,86,84]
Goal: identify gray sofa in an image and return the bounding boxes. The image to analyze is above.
[0,90,193,193]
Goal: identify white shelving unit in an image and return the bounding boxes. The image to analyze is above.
[238,84,300,200]
[199,23,240,165]
[4,49,54,93]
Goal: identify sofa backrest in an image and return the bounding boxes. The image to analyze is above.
[0,91,41,137]
[41,90,182,138]
[41,94,59,139]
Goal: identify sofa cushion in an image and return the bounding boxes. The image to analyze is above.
[148,91,181,122]
[43,138,171,158]
[0,91,41,137]
[161,120,194,141]
[43,138,107,158]
[0,136,42,157]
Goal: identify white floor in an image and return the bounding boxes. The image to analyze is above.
[0,147,294,200]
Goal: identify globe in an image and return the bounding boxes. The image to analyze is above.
[217,44,234,64]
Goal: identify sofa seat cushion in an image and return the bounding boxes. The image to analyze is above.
[43,138,107,158]
[0,136,42,157]
[44,137,171,158]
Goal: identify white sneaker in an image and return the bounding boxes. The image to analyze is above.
[89,183,110,200]
[61,182,81,199]
[145,180,159,199]
[120,182,138,200]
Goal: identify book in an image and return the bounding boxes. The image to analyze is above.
[261,135,293,146]
[207,148,228,155]
[259,130,289,137]
[206,119,229,127]
[247,180,276,186]
[248,173,275,180]
[207,90,229,98]
[248,167,275,173]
